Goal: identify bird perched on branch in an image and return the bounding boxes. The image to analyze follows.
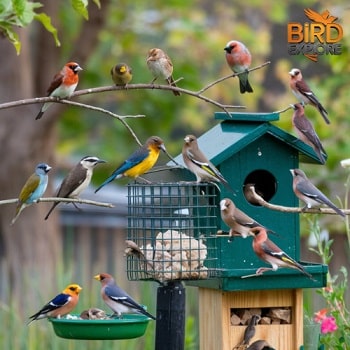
[246,226,314,279]
[290,168,345,217]
[146,48,181,96]
[289,68,330,124]
[11,163,51,225]
[220,198,267,238]
[111,63,133,86]
[94,273,156,319]
[36,62,82,120]
[224,40,253,93]
[95,136,166,193]
[182,134,234,193]
[28,284,82,324]
[291,103,327,164]
[44,156,106,220]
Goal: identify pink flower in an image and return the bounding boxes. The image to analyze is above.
[320,316,337,334]
[314,308,328,323]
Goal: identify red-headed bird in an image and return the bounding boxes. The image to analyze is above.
[146,48,180,96]
[28,284,82,324]
[247,227,313,279]
[94,273,156,319]
[289,68,329,124]
[220,198,266,238]
[290,168,345,217]
[224,40,253,93]
[291,103,327,164]
[182,135,234,193]
[36,62,82,120]
[95,136,166,193]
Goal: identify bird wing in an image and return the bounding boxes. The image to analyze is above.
[304,8,325,23]
[295,179,324,203]
[46,71,64,95]
[18,174,40,203]
[295,80,322,107]
[35,293,71,316]
[57,166,87,197]
[105,284,145,312]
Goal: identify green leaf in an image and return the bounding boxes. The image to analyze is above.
[92,0,100,9]
[34,13,60,47]
[0,23,21,54]
[13,0,42,26]
[71,0,89,20]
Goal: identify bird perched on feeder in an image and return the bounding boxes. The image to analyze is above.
[290,168,345,217]
[111,63,133,86]
[146,48,181,96]
[289,68,330,124]
[35,62,83,120]
[95,136,167,193]
[291,103,327,164]
[233,314,261,349]
[247,340,276,350]
[220,198,267,238]
[44,156,106,220]
[182,135,234,193]
[11,163,52,225]
[28,283,82,324]
[224,40,253,93]
[94,273,156,319]
[244,226,314,280]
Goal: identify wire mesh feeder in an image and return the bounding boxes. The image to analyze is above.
[126,182,219,283]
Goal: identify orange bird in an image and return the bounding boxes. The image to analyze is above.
[36,62,83,120]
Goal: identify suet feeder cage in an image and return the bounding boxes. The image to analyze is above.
[126,111,328,350]
[49,314,151,340]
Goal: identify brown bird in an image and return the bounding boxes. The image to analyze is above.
[233,314,261,349]
[111,63,132,86]
[219,198,266,238]
[291,103,327,164]
[146,48,180,96]
[289,68,329,124]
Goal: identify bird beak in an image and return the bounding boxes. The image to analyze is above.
[290,103,296,109]
[289,169,295,176]
[93,274,101,281]
[76,65,83,71]
[219,200,227,211]
[184,136,190,143]
[97,159,107,164]
[288,70,295,76]
[77,286,83,292]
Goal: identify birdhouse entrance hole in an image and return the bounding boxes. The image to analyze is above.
[243,169,277,206]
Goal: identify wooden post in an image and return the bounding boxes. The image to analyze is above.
[198,288,303,350]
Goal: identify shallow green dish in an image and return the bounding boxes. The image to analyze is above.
[49,314,151,340]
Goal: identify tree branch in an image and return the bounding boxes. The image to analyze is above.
[1,197,114,208]
[247,185,349,216]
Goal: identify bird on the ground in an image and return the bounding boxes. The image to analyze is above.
[246,226,314,280]
[111,63,132,86]
[290,168,345,217]
[224,40,253,93]
[182,134,234,193]
[291,103,327,164]
[95,136,166,193]
[36,62,82,120]
[28,284,82,324]
[146,48,181,96]
[289,68,329,124]
[220,198,267,238]
[94,273,156,319]
[44,156,106,220]
[11,163,51,225]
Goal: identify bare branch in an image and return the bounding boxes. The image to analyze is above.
[1,197,114,208]
[248,185,349,216]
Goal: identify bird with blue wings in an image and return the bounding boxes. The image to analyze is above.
[94,273,156,319]
[95,136,166,193]
[28,284,82,324]
[11,163,51,225]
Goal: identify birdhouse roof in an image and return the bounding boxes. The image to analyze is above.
[174,112,322,166]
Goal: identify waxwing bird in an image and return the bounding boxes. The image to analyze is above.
[94,273,156,319]
[220,198,266,238]
[224,40,253,93]
[28,284,82,324]
[36,62,82,120]
[182,135,234,193]
[95,136,166,193]
[233,314,261,349]
[289,68,330,124]
[291,103,327,164]
[290,168,345,217]
[146,48,181,96]
[111,63,132,86]
[11,163,51,225]
[245,226,314,279]
[247,340,275,350]
[45,156,106,220]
